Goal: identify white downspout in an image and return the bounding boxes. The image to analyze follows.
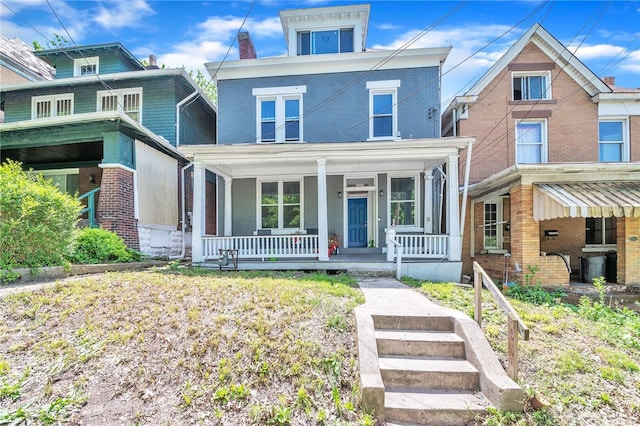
[171,162,194,259]
[176,89,199,147]
[459,141,473,251]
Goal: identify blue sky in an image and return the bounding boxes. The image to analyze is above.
[2,0,639,105]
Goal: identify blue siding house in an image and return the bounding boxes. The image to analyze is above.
[0,43,217,257]
[179,4,473,280]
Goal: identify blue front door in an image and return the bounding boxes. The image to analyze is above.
[348,198,367,247]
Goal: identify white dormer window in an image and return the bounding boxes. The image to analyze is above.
[74,56,99,76]
[297,28,354,55]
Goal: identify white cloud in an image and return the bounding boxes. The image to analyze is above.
[156,40,234,74]
[568,43,626,60]
[93,0,154,31]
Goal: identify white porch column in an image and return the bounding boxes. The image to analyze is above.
[192,162,206,263]
[224,176,232,236]
[317,159,330,261]
[424,171,433,234]
[447,154,461,261]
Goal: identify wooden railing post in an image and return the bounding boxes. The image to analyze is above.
[474,264,482,326]
[507,312,519,381]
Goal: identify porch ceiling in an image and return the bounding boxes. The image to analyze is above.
[533,181,640,220]
[178,138,473,178]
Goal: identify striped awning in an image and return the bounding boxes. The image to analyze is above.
[533,181,640,221]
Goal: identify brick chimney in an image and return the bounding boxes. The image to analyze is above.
[603,76,615,87]
[146,54,159,70]
[238,32,257,59]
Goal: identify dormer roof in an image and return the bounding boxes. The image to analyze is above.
[279,4,370,56]
[35,42,144,71]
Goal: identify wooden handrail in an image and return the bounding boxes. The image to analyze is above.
[473,261,529,381]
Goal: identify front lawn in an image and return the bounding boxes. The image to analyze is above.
[0,269,371,425]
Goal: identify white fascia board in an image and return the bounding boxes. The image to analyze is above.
[206,47,451,81]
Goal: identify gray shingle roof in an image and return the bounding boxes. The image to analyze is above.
[1,37,55,81]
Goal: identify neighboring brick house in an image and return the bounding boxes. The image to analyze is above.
[179,4,474,281]
[0,42,217,257]
[442,24,640,286]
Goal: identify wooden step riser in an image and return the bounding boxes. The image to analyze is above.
[372,315,454,331]
[376,338,466,358]
[385,406,485,426]
[381,369,480,390]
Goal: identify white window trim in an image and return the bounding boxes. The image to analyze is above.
[74,56,99,77]
[483,199,503,250]
[96,87,143,122]
[31,93,74,119]
[511,71,552,101]
[598,117,630,162]
[256,179,304,230]
[253,86,306,144]
[367,80,400,141]
[387,174,420,230]
[515,119,548,164]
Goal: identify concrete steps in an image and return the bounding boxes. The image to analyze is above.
[373,316,489,425]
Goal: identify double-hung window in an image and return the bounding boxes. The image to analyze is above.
[483,201,502,250]
[586,217,616,246]
[253,86,306,143]
[512,72,551,101]
[367,80,400,140]
[259,180,302,229]
[97,88,142,122]
[31,94,74,119]
[297,28,354,55]
[389,176,417,227]
[598,119,628,162]
[74,56,99,76]
[515,120,547,164]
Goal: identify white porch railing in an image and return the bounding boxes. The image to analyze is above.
[202,235,320,261]
[385,230,449,259]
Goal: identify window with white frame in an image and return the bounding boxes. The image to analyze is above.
[483,201,502,249]
[599,119,628,162]
[74,56,99,76]
[512,72,551,101]
[390,176,417,226]
[515,120,547,164]
[586,217,616,246]
[97,88,142,122]
[31,94,74,119]
[259,180,302,229]
[38,168,79,195]
[297,28,354,55]
[367,80,400,140]
[253,86,306,143]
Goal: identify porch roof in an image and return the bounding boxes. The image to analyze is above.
[533,181,640,220]
[178,138,473,178]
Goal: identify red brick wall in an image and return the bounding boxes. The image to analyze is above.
[458,42,600,185]
[97,166,139,249]
[631,115,640,162]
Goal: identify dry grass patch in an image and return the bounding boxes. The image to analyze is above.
[0,269,373,425]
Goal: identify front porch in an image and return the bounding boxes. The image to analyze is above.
[179,138,473,282]
[198,231,460,281]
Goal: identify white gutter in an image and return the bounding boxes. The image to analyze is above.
[175,89,199,147]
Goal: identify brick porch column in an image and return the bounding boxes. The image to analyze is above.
[97,165,139,249]
[509,184,540,284]
[617,217,640,285]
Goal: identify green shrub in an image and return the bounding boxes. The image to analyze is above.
[505,283,566,306]
[69,228,140,264]
[0,160,82,270]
